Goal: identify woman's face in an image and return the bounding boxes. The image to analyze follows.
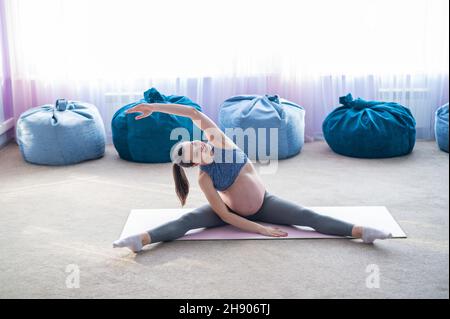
[180,140,213,164]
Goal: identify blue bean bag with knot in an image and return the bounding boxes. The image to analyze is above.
[111,88,202,163]
[218,94,305,160]
[16,99,106,165]
[435,103,449,153]
[322,94,416,158]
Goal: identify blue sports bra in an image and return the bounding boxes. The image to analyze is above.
[199,144,248,191]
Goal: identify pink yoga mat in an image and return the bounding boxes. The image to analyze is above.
[119,206,406,240]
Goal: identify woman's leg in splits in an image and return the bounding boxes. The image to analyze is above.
[248,193,392,242]
[148,204,226,243]
[248,193,354,237]
[113,204,226,252]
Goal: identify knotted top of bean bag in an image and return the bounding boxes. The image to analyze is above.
[332,93,416,127]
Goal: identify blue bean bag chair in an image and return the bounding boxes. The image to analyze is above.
[322,94,416,158]
[435,103,449,153]
[111,88,202,163]
[16,99,106,165]
[218,94,305,160]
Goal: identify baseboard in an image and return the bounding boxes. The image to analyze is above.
[0,118,14,149]
[0,118,14,135]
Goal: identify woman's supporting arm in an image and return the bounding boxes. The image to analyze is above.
[126,103,236,149]
[198,173,287,237]
[198,173,265,234]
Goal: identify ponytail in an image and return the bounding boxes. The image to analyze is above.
[173,163,190,206]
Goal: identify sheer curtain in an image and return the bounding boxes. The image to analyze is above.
[0,0,13,148]
[2,0,449,142]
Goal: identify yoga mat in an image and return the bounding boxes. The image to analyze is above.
[119,206,407,240]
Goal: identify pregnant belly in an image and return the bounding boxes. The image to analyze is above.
[219,163,266,216]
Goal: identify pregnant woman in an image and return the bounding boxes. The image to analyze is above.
[113,103,392,252]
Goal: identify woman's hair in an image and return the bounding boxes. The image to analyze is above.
[172,143,195,206]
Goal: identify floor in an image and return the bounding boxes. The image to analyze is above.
[0,141,448,299]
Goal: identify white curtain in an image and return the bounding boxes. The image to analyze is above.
[3,0,449,142]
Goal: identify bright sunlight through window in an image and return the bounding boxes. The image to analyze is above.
[5,0,449,80]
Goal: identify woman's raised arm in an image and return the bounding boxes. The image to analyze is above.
[126,103,236,149]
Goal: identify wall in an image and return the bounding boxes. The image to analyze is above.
[0,93,9,149]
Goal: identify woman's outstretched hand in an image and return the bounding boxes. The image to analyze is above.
[125,103,153,120]
[258,226,288,237]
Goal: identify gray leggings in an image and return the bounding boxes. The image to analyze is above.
[148,191,354,243]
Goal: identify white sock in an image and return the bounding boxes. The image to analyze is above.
[113,234,143,252]
[362,227,392,244]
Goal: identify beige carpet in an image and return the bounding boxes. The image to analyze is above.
[0,141,448,298]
